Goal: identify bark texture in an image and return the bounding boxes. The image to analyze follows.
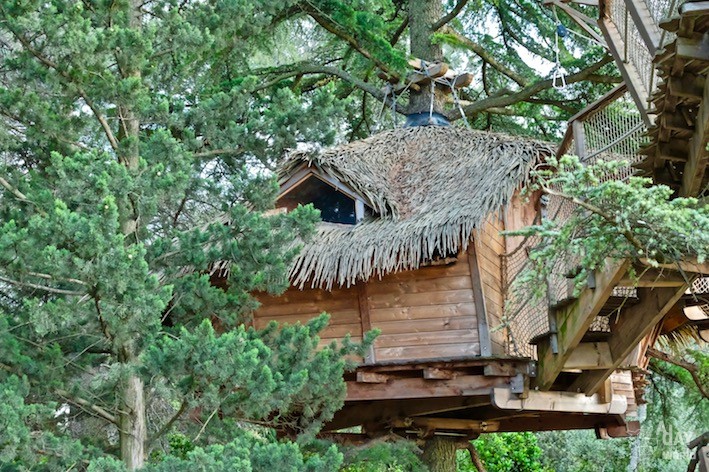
[120,374,146,470]
[421,436,458,472]
[407,0,447,115]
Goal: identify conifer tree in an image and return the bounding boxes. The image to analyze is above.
[0,0,361,469]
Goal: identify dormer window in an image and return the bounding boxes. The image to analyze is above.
[277,170,369,225]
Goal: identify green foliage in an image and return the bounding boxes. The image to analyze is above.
[536,430,630,472]
[0,0,361,468]
[457,433,550,472]
[507,155,709,299]
[340,440,427,472]
[144,430,343,472]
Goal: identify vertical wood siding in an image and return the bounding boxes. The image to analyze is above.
[476,216,507,355]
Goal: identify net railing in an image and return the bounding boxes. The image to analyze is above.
[503,92,647,357]
[502,88,708,357]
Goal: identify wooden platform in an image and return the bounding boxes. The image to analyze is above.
[323,356,639,440]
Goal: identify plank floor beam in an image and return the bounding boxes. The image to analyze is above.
[568,284,690,395]
[346,375,510,401]
[534,260,630,390]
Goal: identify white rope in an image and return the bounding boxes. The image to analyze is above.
[374,84,390,131]
[429,80,435,123]
[447,75,471,129]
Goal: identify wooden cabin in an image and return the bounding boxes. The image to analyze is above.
[247,125,675,440]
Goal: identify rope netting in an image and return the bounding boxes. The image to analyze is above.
[503,88,708,357]
[504,92,646,357]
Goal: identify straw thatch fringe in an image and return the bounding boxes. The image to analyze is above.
[281,126,553,289]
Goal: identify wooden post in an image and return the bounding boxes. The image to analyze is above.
[467,243,492,356]
[357,283,376,364]
[572,120,586,160]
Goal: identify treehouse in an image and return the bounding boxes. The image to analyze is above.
[245,123,694,442]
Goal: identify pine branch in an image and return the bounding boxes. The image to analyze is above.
[647,347,709,400]
[3,17,120,152]
[539,185,645,252]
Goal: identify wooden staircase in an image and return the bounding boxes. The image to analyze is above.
[532,259,695,395]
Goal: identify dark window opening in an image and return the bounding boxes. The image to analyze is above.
[278,175,357,224]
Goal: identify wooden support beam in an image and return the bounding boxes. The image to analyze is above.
[346,375,509,401]
[326,396,491,431]
[619,267,689,287]
[568,284,690,395]
[423,367,456,380]
[356,371,389,383]
[468,243,492,356]
[491,387,627,414]
[391,417,500,433]
[563,342,613,370]
[357,282,376,364]
[598,17,652,125]
[675,36,709,62]
[680,75,709,197]
[572,120,586,159]
[624,0,662,55]
[534,260,630,390]
[668,73,706,99]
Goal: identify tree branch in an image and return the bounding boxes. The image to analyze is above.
[302,4,396,75]
[432,0,469,31]
[0,176,30,202]
[253,62,406,114]
[440,26,527,87]
[55,389,118,424]
[449,56,614,120]
[193,148,242,158]
[466,442,488,472]
[147,400,188,448]
[647,347,709,400]
[540,185,645,252]
[0,275,85,296]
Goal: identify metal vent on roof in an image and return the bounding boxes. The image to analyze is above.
[404,112,450,127]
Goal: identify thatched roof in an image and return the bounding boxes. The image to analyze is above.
[281,126,554,289]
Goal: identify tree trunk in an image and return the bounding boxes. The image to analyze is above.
[117,0,146,469]
[421,436,458,472]
[407,0,447,115]
[120,374,146,471]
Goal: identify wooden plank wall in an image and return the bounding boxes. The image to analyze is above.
[252,257,483,363]
[253,286,363,349]
[476,216,507,355]
[366,260,480,362]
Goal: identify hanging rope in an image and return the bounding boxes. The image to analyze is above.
[551,8,567,90]
[550,4,607,89]
[374,83,391,131]
[446,74,471,129]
